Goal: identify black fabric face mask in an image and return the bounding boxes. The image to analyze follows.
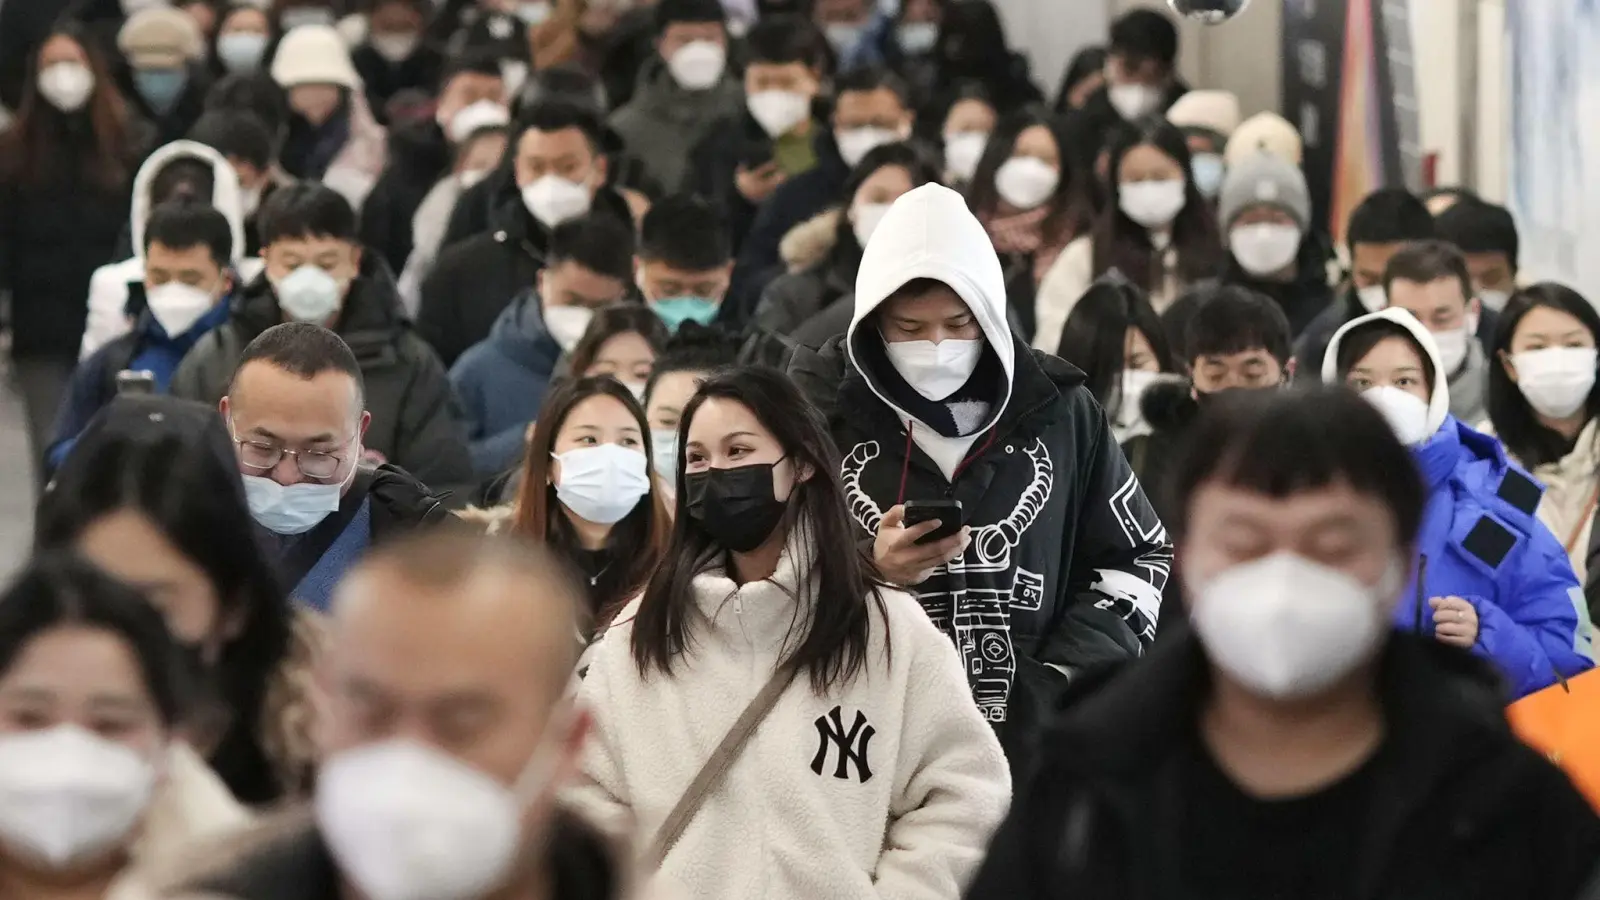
[685,460,788,553]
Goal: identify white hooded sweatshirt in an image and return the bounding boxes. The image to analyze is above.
[575,521,1011,900]
[1321,305,1452,439]
[79,141,264,359]
[848,183,1014,480]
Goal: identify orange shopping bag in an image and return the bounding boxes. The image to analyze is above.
[1506,668,1600,811]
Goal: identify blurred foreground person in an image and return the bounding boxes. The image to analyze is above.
[38,395,311,804]
[219,324,453,612]
[169,532,647,900]
[967,386,1600,900]
[0,554,249,900]
[578,367,1009,900]
[1325,308,1594,696]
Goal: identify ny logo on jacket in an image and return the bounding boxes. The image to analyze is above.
[812,706,875,782]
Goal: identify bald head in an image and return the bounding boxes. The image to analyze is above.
[320,532,584,786]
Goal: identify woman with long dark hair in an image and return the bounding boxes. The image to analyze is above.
[754,143,942,350]
[0,553,250,899]
[510,376,671,634]
[966,108,1089,340]
[0,23,151,484]
[925,0,1041,117]
[566,303,671,401]
[1485,284,1600,599]
[1055,273,1174,443]
[34,395,308,805]
[1035,115,1225,353]
[577,366,1009,900]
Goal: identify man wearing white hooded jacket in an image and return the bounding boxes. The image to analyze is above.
[788,184,1172,768]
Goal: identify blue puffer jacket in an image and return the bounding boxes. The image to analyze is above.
[448,290,563,476]
[1401,415,1594,698]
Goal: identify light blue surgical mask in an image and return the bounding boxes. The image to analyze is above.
[217,32,269,73]
[1191,152,1226,199]
[652,296,719,332]
[133,68,188,114]
[242,472,348,535]
[651,428,679,491]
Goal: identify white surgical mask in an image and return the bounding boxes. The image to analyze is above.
[1114,368,1161,433]
[37,62,95,113]
[551,443,651,524]
[370,32,420,62]
[824,22,865,52]
[1119,179,1186,229]
[1190,552,1396,699]
[851,201,890,248]
[942,131,988,182]
[994,156,1059,210]
[1356,284,1387,313]
[883,335,984,400]
[272,264,344,323]
[746,89,810,138]
[317,738,560,900]
[651,427,678,490]
[243,468,351,534]
[896,21,937,54]
[1229,222,1301,276]
[146,281,217,338]
[0,725,156,870]
[1432,314,1477,376]
[1478,289,1510,313]
[521,174,592,229]
[667,40,726,91]
[836,126,901,168]
[1362,385,1433,446]
[1191,152,1225,199]
[446,98,509,143]
[542,304,593,352]
[1107,81,1161,121]
[1512,347,1599,418]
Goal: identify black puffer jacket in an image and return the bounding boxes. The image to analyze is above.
[168,256,474,493]
[966,632,1600,900]
[1218,232,1337,338]
[360,118,454,273]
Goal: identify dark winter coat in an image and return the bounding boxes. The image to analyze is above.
[1119,376,1195,528]
[607,57,744,192]
[418,169,634,367]
[168,256,475,493]
[121,62,212,147]
[965,632,1600,900]
[350,42,447,125]
[359,118,454,274]
[687,112,823,265]
[1219,232,1337,338]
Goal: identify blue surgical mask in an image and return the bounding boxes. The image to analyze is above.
[242,472,347,535]
[217,32,269,73]
[1191,152,1226,199]
[133,68,188,113]
[652,296,719,331]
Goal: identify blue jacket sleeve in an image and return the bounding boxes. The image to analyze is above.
[45,351,111,473]
[1476,522,1596,698]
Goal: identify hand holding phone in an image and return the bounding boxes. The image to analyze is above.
[873,502,970,587]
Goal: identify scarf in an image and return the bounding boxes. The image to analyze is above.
[984,205,1070,284]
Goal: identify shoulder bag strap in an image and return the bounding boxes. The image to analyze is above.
[646,665,798,869]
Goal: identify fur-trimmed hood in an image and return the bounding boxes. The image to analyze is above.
[1141,375,1199,434]
[779,208,842,273]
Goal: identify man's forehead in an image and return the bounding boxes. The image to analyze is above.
[231,362,360,425]
[883,283,970,318]
[270,234,352,257]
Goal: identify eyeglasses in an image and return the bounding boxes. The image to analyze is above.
[233,436,351,480]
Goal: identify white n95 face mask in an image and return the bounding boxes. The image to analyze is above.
[146,281,217,338]
[1190,552,1397,699]
[273,264,343,323]
[836,126,901,168]
[1432,315,1477,376]
[1356,284,1387,313]
[1119,179,1187,229]
[651,428,679,490]
[317,738,560,900]
[552,442,651,524]
[1362,385,1433,446]
[37,62,95,113]
[1512,347,1600,418]
[1478,289,1510,313]
[1107,81,1161,121]
[542,304,594,352]
[942,131,988,182]
[883,336,984,400]
[850,201,890,248]
[746,89,810,138]
[994,156,1059,210]
[521,175,592,229]
[667,40,727,90]
[1229,222,1301,276]
[0,725,157,869]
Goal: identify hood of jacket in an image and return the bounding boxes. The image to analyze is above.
[1322,306,1451,438]
[780,208,843,273]
[232,254,410,359]
[626,56,742,126]
[846,183,1015,429]
[130,139,248,266]
[488,290,565,372]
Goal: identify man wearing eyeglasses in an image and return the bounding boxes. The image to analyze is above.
[220,322,452,612]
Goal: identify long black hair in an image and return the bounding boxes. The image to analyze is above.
[1056,273,1172,416]
[33,396,292,804]
[1093,115,1225,291]
[0,553,192,729]
[829,142,943,273]
[630,367,892,694]
[967,107,1088,245]
[1488,283,1600,468]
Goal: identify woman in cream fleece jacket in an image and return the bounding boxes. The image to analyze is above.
[576,366,1011,900]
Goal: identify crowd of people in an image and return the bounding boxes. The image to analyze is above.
[2,0,1600,897]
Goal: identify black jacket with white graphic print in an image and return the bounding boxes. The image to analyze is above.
[787,184,1171,769]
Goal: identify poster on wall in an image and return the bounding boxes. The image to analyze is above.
[1506,2,1599,303]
